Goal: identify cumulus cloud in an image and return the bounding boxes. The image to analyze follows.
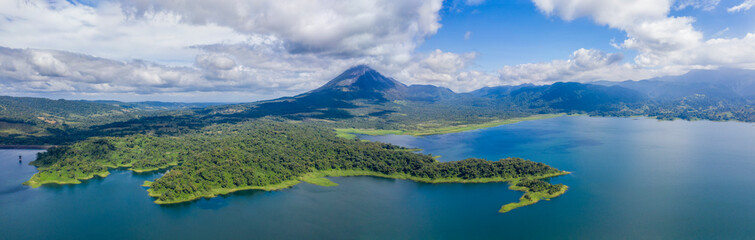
[117,0,443,59]
[497,48,651,85]
[481,0,755,87]
[0,46,318,98]
[196,55,236,71]
[531,0,755,74]
[0,0,454,101]
[0,0,247,65]
[0,0,444,65]
[0,45,496,99]
[2,0,754,101]
[728,0,755,12]
[392,49,491,92]
[196,45,496,93]
[532,0,698,65]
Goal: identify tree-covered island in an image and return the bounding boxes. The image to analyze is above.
[25,120,568,213]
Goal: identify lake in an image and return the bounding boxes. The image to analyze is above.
[1,116,754,239]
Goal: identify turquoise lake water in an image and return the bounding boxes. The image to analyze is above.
[1,116,754,239]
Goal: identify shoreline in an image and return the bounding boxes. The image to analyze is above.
[498,178,569,213]
[24,170,110,188]
[0,145,56,149]
[335,113,565,139]
[24,164,174,188]
[146,168,571,212]
[22,114,571,212]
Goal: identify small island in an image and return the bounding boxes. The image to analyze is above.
[499,178,569,213]
[25,120,569,213]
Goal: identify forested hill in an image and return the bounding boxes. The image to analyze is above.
[0,96,222,125]
[0,96,125,124]
[0,96,234,144]
[0,96,138,143]
[27,120,568,211]
[93,101,229,111]
[469,82,645,112]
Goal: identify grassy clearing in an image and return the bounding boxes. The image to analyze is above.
[301,174,339,187]
[335,114,564,139]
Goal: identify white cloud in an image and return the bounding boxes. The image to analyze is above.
[0,46,308,97]
[495,48,658,85]
[530,0,755,79]
[117,0,443,59]
[728,0,755,12]
[532,0,671,27]
[0,45,496,99]
[675,0,720,11]
[0,0,445,66]
[0,1,248,65]
[395,50,480,90]
[0,0,452,101]
[1,0,753,101]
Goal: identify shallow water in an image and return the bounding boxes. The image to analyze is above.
[2,116,754,239]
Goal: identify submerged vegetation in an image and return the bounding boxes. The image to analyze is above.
[26,120,568,212]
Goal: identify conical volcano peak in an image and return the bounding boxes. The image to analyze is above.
[343,64,375,74]
[314,65,407,93]
[333,65,385,85]
[302,65,408,101]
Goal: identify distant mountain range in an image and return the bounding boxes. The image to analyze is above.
[1,65,754,145]
[257,65,645,111]
[272,65,755,109]
[592,68,755,102]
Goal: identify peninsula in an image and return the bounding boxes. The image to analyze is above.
[26,120,569,212]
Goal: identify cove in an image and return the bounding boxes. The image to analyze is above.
[1,116,754,239]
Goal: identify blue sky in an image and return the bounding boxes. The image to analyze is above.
[422,0,754,71]
[422,0,629,69]
[0,0,754,102]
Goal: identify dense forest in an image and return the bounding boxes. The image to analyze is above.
[17,65,753,212]
[27,120,567,206]
[0,96,209,144]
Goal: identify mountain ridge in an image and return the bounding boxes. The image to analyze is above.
[592,68,755,101]
[2,65,754,145]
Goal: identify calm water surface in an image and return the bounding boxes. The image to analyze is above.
[1,116,754,239]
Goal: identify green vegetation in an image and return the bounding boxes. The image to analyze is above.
[27,120,568,212]
[334,114,563,138]
[499,178,568,213]
[25,170,110,188]
[13,66,755,215]
[311,169,568,184]
[300,173,339,187]
[25,135,183,186]
[593,96,755,122]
